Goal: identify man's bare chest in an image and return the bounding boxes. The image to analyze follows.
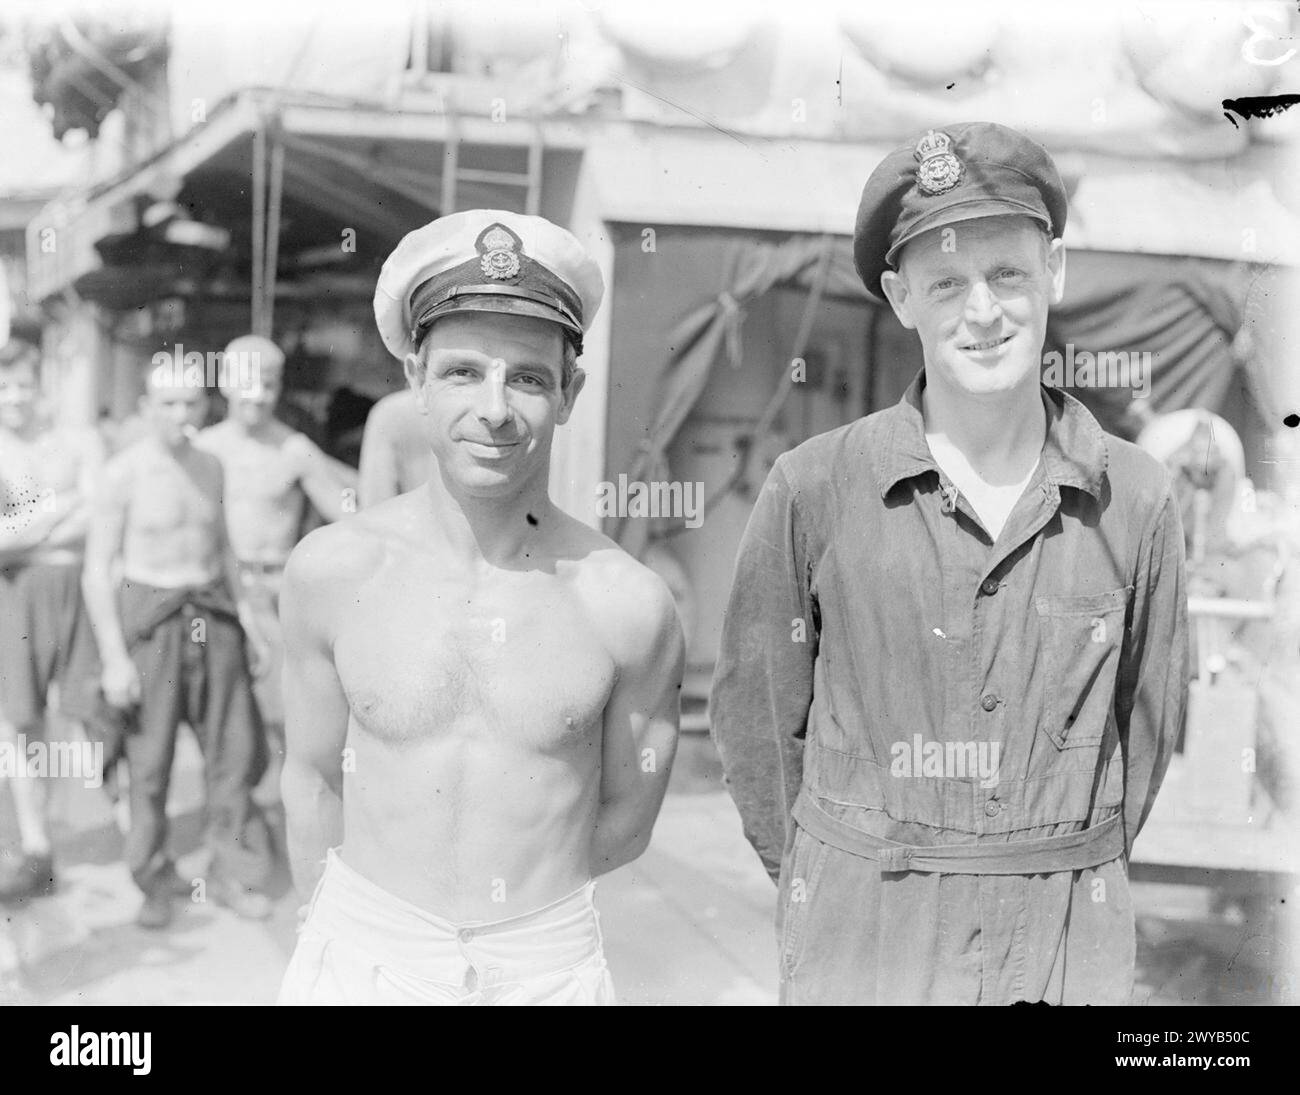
[128,462,220,536]
[333,576,619,749]
[209,438,299,505]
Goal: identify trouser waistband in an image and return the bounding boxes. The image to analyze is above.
[0,550,81,570]
[303,849,604,983]
[237,560,286,576]
[791,791,1124,876]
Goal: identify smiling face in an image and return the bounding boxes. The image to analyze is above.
[880,215,1065,400]
[405,311,584,498]
[221,360,282,427]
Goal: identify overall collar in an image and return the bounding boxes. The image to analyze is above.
[875,370,1108,501]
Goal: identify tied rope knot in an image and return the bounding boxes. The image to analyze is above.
[717,291,744,368]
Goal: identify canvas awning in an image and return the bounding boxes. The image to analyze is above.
[608,225,1289,553]
[24,87,586,320]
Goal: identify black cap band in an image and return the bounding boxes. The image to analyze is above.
[408,250,586,353]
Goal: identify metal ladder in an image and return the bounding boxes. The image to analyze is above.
[439,113,544,217]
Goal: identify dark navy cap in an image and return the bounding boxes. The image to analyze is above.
[853,122,1068,301]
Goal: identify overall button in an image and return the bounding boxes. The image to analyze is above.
[458,928,475,943]
[980,577,1000,596]
[980,693,999,712]
[985,800,1002,817]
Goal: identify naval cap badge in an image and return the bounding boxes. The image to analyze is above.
[477,222,523,280]
[914,130,963,196]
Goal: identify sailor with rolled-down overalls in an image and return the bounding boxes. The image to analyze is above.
[710,122,1189,1005]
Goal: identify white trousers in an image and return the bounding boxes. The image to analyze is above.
[278,849,615,1006]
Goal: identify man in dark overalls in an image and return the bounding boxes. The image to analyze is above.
[711,123,1188,1005]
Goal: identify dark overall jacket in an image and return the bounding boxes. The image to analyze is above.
[710,375,1188,1004]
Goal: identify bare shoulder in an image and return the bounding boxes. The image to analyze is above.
[93,443,152,508]
[285,516,382,594]
[558,516,682,662]
[103,440,147,484]
[371,389,415,423]
[270,418,307,448]
[193,421,228,451]
[366,390,423,441]
[280,425,324,464]
[46,422,103,460]
[74,424,106,462]
[284,493,417,589]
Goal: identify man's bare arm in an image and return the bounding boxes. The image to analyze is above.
[208,457,267,667]
[0,439,93,554]
[42,429,107,549]
[0,494,73,554]
[291,434,357,522]
[81,456,137,706]
[280,526,352,900]
[357,398,403,508]
[591,569,685,876]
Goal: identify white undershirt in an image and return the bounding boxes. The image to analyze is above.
[949,456,1041,542]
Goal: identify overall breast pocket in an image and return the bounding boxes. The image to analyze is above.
[1034,586,1132,750]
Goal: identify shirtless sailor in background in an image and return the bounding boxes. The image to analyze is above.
[278,211,683,1005]
[196,335,355,797]
[81,366,274,928]
[0,340,104,901]
[357,389,432,506]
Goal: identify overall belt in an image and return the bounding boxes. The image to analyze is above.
[237,559,287,575]
[791,790,1124,876]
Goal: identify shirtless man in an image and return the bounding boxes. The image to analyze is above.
[81,366,274,928]
[357,389,432,506]
[278,211,683,1005]
[196,335,354,792]
[0,341,103,901]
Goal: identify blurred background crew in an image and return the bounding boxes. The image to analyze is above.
[0,340,104,901]
[1138,411,1300,812]
[195,334,356,801]
[356,388,432,507]
[80,365,275,929]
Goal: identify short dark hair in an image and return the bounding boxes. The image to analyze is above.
[560,338,578,390]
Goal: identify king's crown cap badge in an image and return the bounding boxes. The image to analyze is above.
[478,222,522,280]
[913,130,964,195]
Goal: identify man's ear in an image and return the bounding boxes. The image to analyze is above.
[879,269,916,330]
[556,367,587,426]
[1047,239,1067,305]
[404,350,429,414]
